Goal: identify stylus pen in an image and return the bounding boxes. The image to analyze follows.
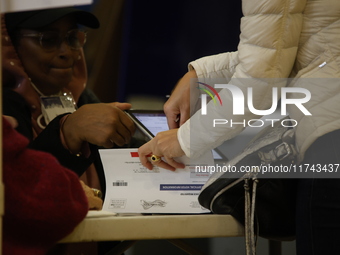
[124,111,154,140]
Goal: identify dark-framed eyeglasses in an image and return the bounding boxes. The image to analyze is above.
[19,29,87,51]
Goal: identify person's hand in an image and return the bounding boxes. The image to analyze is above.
[164,69,198,129]
[3,115,18,128]
[62,102,135,154]
[79,180,103,210]
[138,129,186,171]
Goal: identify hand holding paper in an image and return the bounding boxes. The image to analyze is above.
[138,129,185,171]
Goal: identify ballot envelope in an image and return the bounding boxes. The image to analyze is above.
[99,148,213,214]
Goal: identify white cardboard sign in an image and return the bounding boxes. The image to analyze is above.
[1,0,92,13]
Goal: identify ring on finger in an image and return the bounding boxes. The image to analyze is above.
[92,188,103,199]
[150,154,161,163]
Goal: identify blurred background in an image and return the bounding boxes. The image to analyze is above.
[79,0,296,254]
[82,0,241,107]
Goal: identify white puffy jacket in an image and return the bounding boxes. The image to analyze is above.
[178,0,340,162]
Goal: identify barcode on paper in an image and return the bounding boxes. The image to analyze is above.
[112,181,128,186]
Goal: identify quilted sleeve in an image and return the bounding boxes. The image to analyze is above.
[189,51,239,80]
[179,0,307,159]
[236,0,306,79]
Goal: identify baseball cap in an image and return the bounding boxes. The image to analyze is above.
[5,7,100,33]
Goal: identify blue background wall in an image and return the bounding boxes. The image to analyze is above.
[116,0,242,101]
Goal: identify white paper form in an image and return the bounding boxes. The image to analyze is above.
[99,148,213,214]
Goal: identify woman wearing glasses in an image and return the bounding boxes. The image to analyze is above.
[2,8,135,202]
